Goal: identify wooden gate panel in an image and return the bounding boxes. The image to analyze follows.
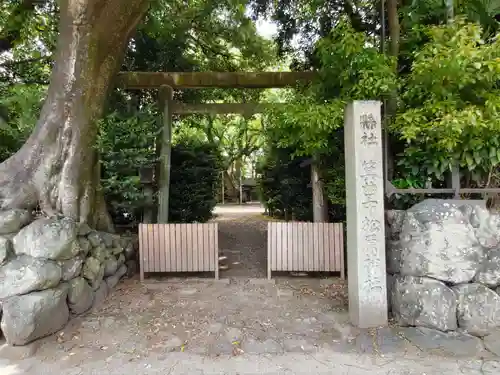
[138,223,218,280]
[267,222,344,279]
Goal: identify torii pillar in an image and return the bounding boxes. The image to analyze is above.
[157,85,173,223]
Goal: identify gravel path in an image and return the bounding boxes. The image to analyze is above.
[3,205,499,374]
[214,215,268,278]
[212,204,268,278]
[4,277,499,374]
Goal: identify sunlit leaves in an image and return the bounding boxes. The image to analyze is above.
[263,19,396,157]
[392,20,500,183]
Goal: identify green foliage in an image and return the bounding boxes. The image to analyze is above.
[0,83,45,161]
[97,106,159,218]
[392,20,500,185]
[258,147,313,221]
[260,19,395,217]
[169,138,222,223]
[98,107,222,224]
[315,19,397,101]
[263,20,396,157]
[0,0,276,224]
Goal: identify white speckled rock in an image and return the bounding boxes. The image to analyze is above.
[391,275,457,332]
[398,200,483,284]
[454,283,500,337]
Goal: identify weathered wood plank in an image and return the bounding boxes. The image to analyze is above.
[138,224,218,279]
[116,71,316,89]
[267,222,344,278]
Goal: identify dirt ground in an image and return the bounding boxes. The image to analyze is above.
[4,206,499,374]
[35,277,349,362]
[17,207,356,370]
[9,277,498,375]
[214,210,268,278]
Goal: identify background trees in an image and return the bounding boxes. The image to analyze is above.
[0,0,499,226]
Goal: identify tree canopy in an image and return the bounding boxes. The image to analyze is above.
[1,0,500,225]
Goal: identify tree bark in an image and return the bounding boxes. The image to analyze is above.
[0,0,150,231]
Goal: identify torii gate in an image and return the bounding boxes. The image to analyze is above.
[118,71,388,329]
[116,71,318,223]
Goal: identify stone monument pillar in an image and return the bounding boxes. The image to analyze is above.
[344,101,388,328]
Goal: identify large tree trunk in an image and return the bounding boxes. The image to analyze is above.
[0,0,150,231]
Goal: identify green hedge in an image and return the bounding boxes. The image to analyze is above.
[168,140,221,223]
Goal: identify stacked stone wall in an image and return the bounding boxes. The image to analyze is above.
[0,210,137,346]
[386,199,500,341]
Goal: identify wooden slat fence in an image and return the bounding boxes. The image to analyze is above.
[138,223,219,280]
[267,222,344,279]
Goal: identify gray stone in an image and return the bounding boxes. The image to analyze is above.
[82,257,104,290]
[454,283,500,336]
[386,240,402,274]
[385,210,406,240]
[103,256,118,277]
[124,242,135,260]
[391,275,457,331]
[87,231,103,247]
[0,209,32,235]
[471,207,500,247]
[78,237,92,256]
[117,253,126,267]
[0,236,12,264]
[386,273,394,311]
[78,223,92,236]
[59,256,83,281]
[13,217,80,260]
[475,248,500,287]
[67,277,94,314]
[92,282,108,308]
[1,285,69,345]
[408,199,484,223]
[402,327,484,357]
[91,245,108,262]
[111,247,123,255]
[125,260,137,277]
[399,200,482,284]
[105,264,127,289]
[483,329,500,356]
[112,237,122,248]
[344,101,387,329]
[99,232,114,248]
[0,255,61,299]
